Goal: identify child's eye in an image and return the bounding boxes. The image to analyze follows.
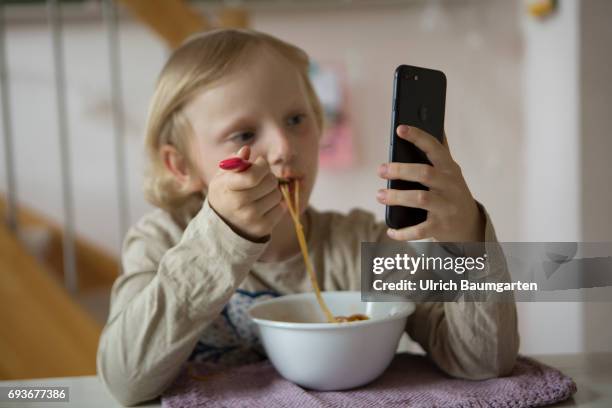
[230,131,255,144]
[287,114,306,127]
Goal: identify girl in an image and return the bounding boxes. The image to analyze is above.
[97,29,519,406]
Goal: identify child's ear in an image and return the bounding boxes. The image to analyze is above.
[160,144,205,192]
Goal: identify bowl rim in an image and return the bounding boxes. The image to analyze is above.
[248,291,415,330]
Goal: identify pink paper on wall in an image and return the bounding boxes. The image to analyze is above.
[309,62,355,170]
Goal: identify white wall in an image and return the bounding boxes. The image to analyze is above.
[519,0,583,354]
[520,0,612,354]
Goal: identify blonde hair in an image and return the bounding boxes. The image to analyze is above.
[143,28,324,211]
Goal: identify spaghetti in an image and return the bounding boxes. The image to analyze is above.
[279,179,369,324]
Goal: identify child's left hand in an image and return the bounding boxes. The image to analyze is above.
[377,125,484,242]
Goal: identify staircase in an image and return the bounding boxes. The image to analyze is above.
[0,220,101,380]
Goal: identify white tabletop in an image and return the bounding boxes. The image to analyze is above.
[1,353,610,407]
[0,375,158,407]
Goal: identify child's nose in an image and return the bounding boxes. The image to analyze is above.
[266,126,295,165]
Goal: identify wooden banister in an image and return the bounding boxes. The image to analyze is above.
[117,0,251,49]
[117,0,211,48]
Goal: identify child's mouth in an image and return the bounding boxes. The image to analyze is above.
[278,177,305,214]
[278,177,303,193]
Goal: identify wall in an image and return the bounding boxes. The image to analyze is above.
[520,0,612,353]
[579,0,612,353]
[519,0,583,354]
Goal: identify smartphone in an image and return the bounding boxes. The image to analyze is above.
[386,65,447,229]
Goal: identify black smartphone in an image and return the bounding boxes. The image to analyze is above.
[386,65,447,229]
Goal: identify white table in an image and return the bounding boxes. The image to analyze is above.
[0,375,156,407]
[1,353,610,407]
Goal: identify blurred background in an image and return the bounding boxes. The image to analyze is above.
[1,0,611,380]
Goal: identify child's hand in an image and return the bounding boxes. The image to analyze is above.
[208,146,285,242]
[377,125,484,242]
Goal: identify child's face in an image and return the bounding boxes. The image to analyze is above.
[183,47,320,214]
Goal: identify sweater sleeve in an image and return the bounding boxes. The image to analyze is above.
[404,203,520,379]
[96,199,268,406]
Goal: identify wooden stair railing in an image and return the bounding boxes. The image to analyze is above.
[117,0,250,49]
[117,0,211,49]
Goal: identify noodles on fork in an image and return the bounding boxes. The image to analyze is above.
[279,180,368,324]
[280,180,335,323]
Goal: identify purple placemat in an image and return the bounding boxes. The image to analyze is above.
[162,354,576,408]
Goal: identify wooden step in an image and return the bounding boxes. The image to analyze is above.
[0,221,102,380]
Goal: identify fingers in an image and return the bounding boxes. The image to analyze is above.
[379,128,480,242]
[209,151,287,240]
[248,172,279,202]
[377,188,449,213]
[237,145,251,161]
[241,188,285,237]
[396,125,456,171]
[222,155,281,210]
[226,156,271,191]
[378,162,453,191]
[230,187,283,224]
[387,220,434,241]
[253,188,283,216]
[262,200,287,226]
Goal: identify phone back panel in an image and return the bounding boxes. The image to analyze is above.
[386,65,447,229]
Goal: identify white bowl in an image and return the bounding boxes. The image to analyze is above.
[248,291,415,391]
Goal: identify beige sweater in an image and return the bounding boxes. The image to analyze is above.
[97,196,519,406]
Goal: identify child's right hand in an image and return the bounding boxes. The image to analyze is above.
[207,146,286,242]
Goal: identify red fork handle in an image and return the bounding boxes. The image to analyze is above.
[219,157,252,172]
